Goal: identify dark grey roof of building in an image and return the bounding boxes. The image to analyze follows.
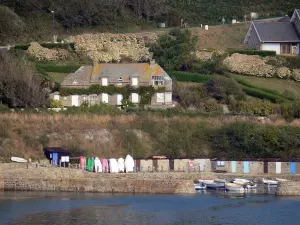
[296,9,300,17]
[61,66,92,87]
[254,22,300,42]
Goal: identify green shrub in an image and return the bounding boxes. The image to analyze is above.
[231,99,278,116]
[281,102,300,121]
[14,44,30,50]
[0,104,10,113]
[204,76,246,102]
[49,100,63,108]
[228,49,276,57]
[168,71,213,83]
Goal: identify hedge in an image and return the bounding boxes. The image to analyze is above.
[36,63,81,73]
[228,49,276,57]
[241,86,287,103]
[168,71,213,83]
[14,42,75,50]
[232,76,293,101]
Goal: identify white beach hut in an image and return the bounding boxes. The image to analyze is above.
[118,158,125,172]
[109,158,119,173]
[125,155,135,173]
[94,157,102,173]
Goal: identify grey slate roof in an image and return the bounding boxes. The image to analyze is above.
[61,66,92,87]
[61,63,169,87]
[296,9,300,17]
[254,22,300,42]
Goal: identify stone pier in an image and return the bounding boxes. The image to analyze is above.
[276,181,300,196]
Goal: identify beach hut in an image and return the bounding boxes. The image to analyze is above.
[79,156,86,170]
[109,158,119,173]
[140,159,153,172]
[125,155,134,172]
[118,158,125,172]
[94,157,102,173]
[86,158,94,172]
[44,147,70,167]
[101,158,109,172]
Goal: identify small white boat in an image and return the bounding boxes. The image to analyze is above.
[214,179,226,183]
[232,178,250,185]
[11,157,27,163]
[245,183,257,190]
[225,182,245,192]
[198,178,215,184]
[206,182,225,189]
[276,178,288,182]
[194,182,207,190]
[262,178,278,185]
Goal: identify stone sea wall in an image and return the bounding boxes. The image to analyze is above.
[276,181,300,196]
[1,167,195,194]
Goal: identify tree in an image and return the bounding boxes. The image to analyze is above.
[0,53,49,108]
[0,6,25,45]
[149,28,198,70]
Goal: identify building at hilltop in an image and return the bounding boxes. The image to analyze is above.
[244,9,300,55]
[51,60,173,108]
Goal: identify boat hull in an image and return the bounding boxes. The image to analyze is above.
[225,183,245,192]
[206,182,225,189]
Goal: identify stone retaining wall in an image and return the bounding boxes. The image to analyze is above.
[2,167,195,194]
[276,181,300,196]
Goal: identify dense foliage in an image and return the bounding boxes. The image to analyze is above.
[150,28,197,70]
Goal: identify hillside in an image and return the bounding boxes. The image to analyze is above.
[1,113,300,162]
[0,0,298,45]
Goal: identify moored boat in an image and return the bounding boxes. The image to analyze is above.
[214,179,226,183]
[194,182,207,190]
[225,182,245,192]
[262,178,278,185]
[206,182,225,189]
[245,182,257,190]
[198,178,215,184]
[276,178,288,182]
[232,178,250,185]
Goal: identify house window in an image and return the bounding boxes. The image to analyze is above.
[281,44,291,54]
[156,93,165,103]
[152,76,164,86]
[102,78,108,86]
[118,76,123,82]
[102,93,108,103]
[132,77,138,86]
[131,93,139,103]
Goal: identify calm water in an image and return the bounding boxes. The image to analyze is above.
[1,188,300,225]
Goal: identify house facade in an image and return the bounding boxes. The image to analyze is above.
[244,9,300,55]
[52,60,173,107]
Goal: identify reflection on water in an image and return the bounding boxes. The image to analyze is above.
[1,187,300,225]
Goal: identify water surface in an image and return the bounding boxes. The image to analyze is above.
[0,188,300,225]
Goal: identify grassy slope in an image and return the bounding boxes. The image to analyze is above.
[231,74,300,100]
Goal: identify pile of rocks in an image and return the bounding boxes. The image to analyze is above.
[27,42,68,61]
[64,33,158,63]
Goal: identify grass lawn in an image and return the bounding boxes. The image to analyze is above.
[231,74,300,100]
[48,73,69,83]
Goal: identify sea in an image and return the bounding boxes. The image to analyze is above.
[1,186,300,225]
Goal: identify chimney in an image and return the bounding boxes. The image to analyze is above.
[150,59,155,67]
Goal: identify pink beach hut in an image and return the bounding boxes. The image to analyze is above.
[101,158,109,172]
[79,156,86,171]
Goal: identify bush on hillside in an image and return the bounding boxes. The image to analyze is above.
[281,102,300,122]
[168,71,212,83]
[204,76,245,102]
[230,99,278,116]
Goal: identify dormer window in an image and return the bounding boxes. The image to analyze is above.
[72,80,78,84]
[152,76,164,86]
[118,76,123,82]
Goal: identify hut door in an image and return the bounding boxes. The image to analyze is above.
[231,161,236,173]
[153,159,158,172]
[264,161,268,173]
[199,159,205,171]
[135,159,140,172]
[52,153,58,166]
[276,162,281,174]
[291,162,296,174]
[211,161,217,171]
[243,161,249,173]
[169,159,174,171]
